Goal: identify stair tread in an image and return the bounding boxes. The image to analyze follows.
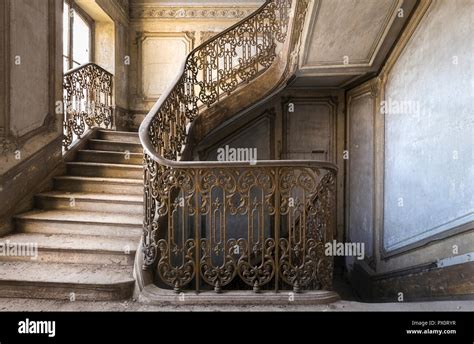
[15,209,142,225]
[78,149,143,156]
[66,161,143,169]
[0,261,134,284]
[6,130,142,297]
[0,232,138,252]
[88,138,142,146]
[54,175,142,184]
[97,129,139,136]
[37,191,143,203]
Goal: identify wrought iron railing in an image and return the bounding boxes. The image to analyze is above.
[139,0,337,293]
[63,63,113,150]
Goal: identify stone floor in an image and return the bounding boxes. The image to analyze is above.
[0,297,472,312]
[3,264,470,312]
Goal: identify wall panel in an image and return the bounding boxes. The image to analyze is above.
[382,0,474,252]
[138,32,193,100]
[9,0,50,137]
[346,82,377,262]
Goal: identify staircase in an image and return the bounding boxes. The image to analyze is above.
[136,0,338,301]
[0,130,143,301]
[0,0,337,304]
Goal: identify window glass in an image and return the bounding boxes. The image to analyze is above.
[63,2,69,58]
[63,1,92,72]
[72,12,91,66]
[63,56,70,72]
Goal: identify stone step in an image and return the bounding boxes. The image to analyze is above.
[35,191,143,214]
[54,176,142,195]
[77,149,143,165]
[67,162,143,179]
[97,129,140,144]
[87,139,143,153]
[0,261,134,300]
[15,210,142,238]
[0,233,138,266]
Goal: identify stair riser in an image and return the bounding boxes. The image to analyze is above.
[0,249,135,266]
[36,197,143,215]
[88,140,143,153]
[54,179,142,195]
[77,151,143,165]
[16,219,142,238]
[0,282,134,301]
[98,131,141,144]
[67,164,143,179]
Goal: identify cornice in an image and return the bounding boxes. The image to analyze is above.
[130,4,259,20]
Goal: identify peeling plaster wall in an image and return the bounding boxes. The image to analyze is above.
[346,85,375,268]
[9,0,50,137]
[383,0,474,252]
[0,0,63,235]
[95,22,115,74]
[115,21,130,111]
[0,0,64,172]
[346,0,474,278]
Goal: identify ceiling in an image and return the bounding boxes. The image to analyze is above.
[293,0,418,88]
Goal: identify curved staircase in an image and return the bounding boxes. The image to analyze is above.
[0,0,338,304]
[0,130,143,301]
[136,0,339,303]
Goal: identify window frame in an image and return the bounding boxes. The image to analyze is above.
[63,0,95,71]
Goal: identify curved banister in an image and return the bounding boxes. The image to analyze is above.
[139,0,275,153]
[140,0,336,171]
[141,0,291,163]
[140,73,337,170]
[138,0,338,294]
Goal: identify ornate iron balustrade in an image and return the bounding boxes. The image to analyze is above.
[139,0,337,293]
[144,161,337,293]
[63,63,113,150]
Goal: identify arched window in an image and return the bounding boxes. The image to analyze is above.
[63,0,94,72]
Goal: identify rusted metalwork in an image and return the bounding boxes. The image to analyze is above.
[63,63,113,150]
[140,0,337,293]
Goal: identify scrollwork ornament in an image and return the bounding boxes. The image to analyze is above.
[63,64,113,150]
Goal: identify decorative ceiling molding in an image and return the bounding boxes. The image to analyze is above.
[130,4,259,19]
